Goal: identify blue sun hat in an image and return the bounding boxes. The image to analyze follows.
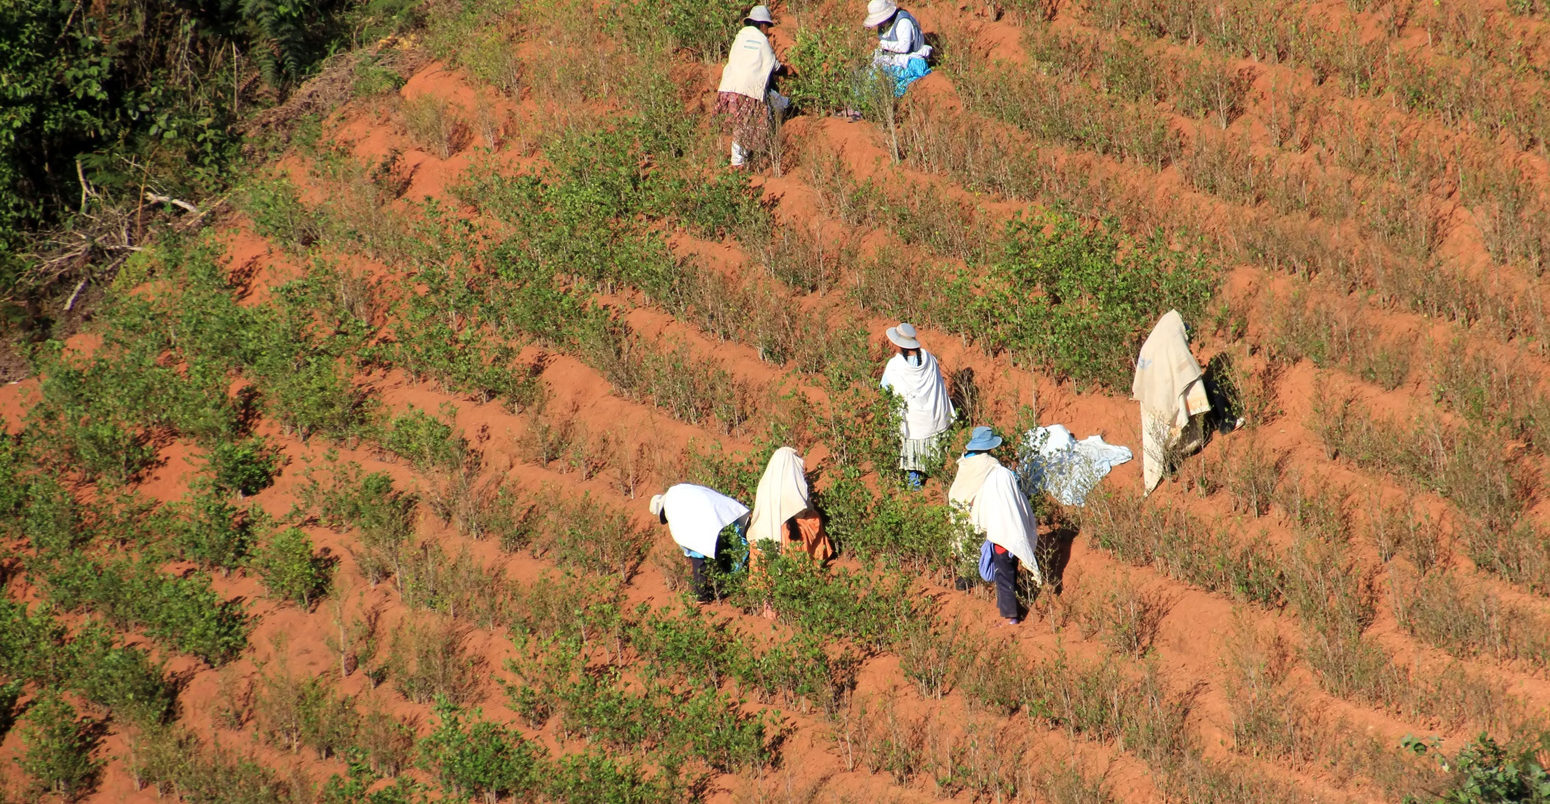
[964,426,1002,452]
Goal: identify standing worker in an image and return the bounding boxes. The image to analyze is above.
[651,484,750,602]
[949,426,1042,625]
[864,0,933,95]
[716,6,789,170]
[1132,310,1211,496]
[880,322,955,488]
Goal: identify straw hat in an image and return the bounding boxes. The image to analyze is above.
[885,322,921,349]
[745,5,774,25]
[965,426,1003,452]
[864,0,899,27]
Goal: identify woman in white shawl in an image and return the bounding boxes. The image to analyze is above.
[1132,310,1210,495]
[747,447,833,572]
[651,484,750,602]
[880,322,955,488]
[948,426,1042,625]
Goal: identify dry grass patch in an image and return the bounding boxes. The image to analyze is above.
[387,612,485,705]
[1389,565,1550,668]
[1364,492,1446,572]
[1082,489,1285,606]
[1075,575,1173,658]
[401,94,472,159]
[1309,388,1527,532]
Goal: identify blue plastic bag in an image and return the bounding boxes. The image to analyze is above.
[978,540,995,582]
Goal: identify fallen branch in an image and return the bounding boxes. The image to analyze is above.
[144,191,200,216]
[63,279,88,312]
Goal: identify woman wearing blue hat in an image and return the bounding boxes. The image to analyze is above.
[880,322,955,488]
[948,426,1042,624]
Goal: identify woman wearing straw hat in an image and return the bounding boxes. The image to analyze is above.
[880,322,955,488]
[715,6,789,169]
[949,426,1042,625]
[863,0,932,96]
[651,484,751,602]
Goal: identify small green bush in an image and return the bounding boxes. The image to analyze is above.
[241,177,322,251]
[647,0,744,60]
[1407,734,1550,804]
[379,406,469,472]
[545,753,682,803]
[173,489,254,573]
[251,668,359,758]
[785,25,873,116]
[209,437,280,496]
[301,466,417,584]
[741,553,930,652]
[69,624,178,725]
[16,692,103,800]
[0,679,21,739]
[420,700,547,801]
[127,723,300,803]
[21,475,87,555]
[253,527,333,608]
[45,556,249,665]
[538,493,652,581]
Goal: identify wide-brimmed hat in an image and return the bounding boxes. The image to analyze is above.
[745,5,774,25]
[965,426,1003,452]
[864,0,899,27]
[885,322,920,349]
[649,494,666,517]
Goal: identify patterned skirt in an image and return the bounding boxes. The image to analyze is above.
[715,90,772,154]
[899,432,947,471]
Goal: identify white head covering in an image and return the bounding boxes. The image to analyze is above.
[744,5,773,24]
[1131,310,1204,429]
[656,484,749,556]
[865,0,899,27]
[748,447,811,544]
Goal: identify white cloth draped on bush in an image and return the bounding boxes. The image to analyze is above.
[748,447,810,545]
[1018,424,1133,506]
[661,484,749,557]
[949,454,1042,583]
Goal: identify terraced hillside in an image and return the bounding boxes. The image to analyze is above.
[4,0,1550,801]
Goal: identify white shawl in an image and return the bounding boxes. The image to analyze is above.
[950,456,1040,577]
[661,484,749,557]
[880,350,955,440]
[1131,310,1208,429]
[748,447,810,545]
[717,26,780,100]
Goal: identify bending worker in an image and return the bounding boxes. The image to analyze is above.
[1132,309,1210,495]
[880,322,955,488]
[864,0,932,95]
[949,426,1042,625]
[748,446,832,570]
[651,484,750,601]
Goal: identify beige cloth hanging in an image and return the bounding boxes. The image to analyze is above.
[1132,310,1211,494]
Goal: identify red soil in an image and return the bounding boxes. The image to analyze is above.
[10,0,1550,801]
